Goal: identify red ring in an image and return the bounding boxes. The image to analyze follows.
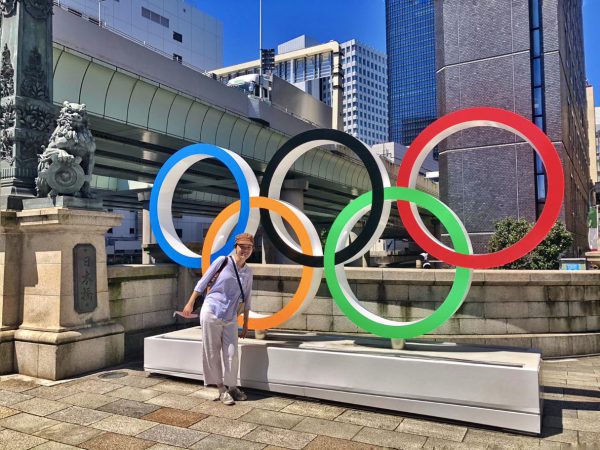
[397,107,564,269]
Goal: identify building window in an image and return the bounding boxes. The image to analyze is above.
[67,7,82,17]
[173,31,183,42]
[141,6,169,28]
[530,0,547,218]
[173,53,182,63]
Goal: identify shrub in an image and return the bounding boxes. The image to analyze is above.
[488,217,573,269]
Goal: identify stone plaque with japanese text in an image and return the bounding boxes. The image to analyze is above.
[74,244,97,314]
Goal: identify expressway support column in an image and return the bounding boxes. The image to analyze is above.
[263,179,309,264]
[138,191,156,264]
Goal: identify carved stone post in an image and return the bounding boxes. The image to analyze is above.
[0,0,55,210]
[13,208,124,380]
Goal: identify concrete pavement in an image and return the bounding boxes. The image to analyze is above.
[0,356,599,449]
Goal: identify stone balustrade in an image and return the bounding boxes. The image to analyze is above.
[108,264,183,356]
[107,264,600,356]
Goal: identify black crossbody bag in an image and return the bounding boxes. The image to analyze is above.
[230,256,247,315]
[193,257,229,312]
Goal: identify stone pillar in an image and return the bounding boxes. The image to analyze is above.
[263,179,308,264]
[346,231,367,267]
[138,191,155,264]
[586,251,600,269]
[0,211,19,374]
[12,208,124,380]
[0,0,55,209]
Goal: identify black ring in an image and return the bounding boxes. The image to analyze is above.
[260,129,386,267]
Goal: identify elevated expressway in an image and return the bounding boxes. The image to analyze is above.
[51,6,438,242]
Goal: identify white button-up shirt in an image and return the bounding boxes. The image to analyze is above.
[194,256,253,322]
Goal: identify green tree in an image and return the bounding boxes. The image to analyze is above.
[488,217,573,269]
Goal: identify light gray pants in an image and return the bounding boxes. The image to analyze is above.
[200,307,239,387]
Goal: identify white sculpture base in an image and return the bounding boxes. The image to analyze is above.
[144,328,541,434]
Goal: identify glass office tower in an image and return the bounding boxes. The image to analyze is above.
[385,0,436,146]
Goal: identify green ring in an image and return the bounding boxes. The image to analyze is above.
[324,187,473,339]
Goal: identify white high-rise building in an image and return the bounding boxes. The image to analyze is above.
[337,39,388,147]
[55,0,223,71]
[275,37,388,147]
[212,35,388,146]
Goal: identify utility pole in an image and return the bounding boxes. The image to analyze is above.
[259,0,263,99]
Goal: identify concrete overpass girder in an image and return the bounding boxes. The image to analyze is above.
[105,71,137,122]
[50,41,435,218]
[53,48,90,106]
[128,80,158,127]
[53,45,381,194]
[183,102,209,142]
[215,114,237,150]
[148,88,177,133]
[166,96,194,137]
[52,46,293,166]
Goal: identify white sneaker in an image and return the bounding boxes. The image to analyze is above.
[229,387,247,401]
[219,390,235,405]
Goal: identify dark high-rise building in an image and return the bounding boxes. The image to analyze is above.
[385,0,437,146]
[436,0,591,255]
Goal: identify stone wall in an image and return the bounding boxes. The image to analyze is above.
[250,265,600,356]
[107,264,600,357]
[107,264,197,356]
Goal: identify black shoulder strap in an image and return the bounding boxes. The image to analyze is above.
[218,256,229,272]
[229,256,245,302]
[207,256,229,290]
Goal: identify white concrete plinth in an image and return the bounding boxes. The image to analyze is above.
[145,329,541,434]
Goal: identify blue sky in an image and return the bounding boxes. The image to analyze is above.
[187,0,386,63]
[189,0,599,104]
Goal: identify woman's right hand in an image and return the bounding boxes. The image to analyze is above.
[182,302,194,317]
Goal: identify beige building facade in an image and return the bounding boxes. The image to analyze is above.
[587,85,597,183]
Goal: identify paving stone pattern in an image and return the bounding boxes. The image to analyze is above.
[0,356,599,449]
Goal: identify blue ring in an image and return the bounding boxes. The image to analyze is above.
[150,143,251,268]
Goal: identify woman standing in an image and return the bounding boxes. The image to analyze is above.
[182,233,254,405]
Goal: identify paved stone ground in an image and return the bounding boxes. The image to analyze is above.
[0,356,599,449]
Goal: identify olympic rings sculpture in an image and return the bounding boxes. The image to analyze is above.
[150,107,564,339]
